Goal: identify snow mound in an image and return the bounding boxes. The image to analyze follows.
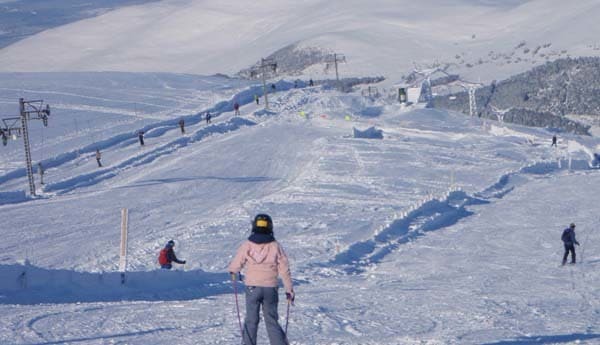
[0,262,231,305]
[353,126,383,139]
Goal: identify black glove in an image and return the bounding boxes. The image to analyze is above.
[576,242,580,246]
[181,260,186,264]
[286,291,295,304]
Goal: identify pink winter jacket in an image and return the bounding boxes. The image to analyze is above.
[228,240,293,294]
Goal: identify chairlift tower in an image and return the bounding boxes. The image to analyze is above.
[326,53,346,90]
[1,98,51,196]
[410,65,482,112]
[409,67,441,105]
[250,58,278,110]
[468,87,477,117]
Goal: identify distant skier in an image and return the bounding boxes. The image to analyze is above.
[206,111,212,124]
[158,240,186,269]
[228,214,294,345]
[294,80,298,88]
[271,83,276,91]
[561,223,580,265]
[551,135,557,147]
[309,78,314,87]
[179,118,185,134]
[234,102,240,116]
[95,149,102,167]
[138,130,145,146]
[254,94,259,105]
[38,162,44,185]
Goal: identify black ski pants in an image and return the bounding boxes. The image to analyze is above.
[563,243,576,264]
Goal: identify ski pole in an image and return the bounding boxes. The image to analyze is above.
[231,273,244,340]
[285,298,292,334]
[580,225,595,263]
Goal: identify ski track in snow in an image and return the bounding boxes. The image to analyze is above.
[310,157,596,277]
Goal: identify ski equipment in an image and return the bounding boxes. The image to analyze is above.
[285,298,292,334]
[252,214,273,233]
[231,274,244,340]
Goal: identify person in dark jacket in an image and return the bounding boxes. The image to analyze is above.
[178,118,185,134]
[95,149,102,167]
[562,223,580,265]
[551,135,557,147]
[138,130,145,146]
[159,240,186,269]
[206,111,212,124]
[38,162,44,185]
[234,102,240,116]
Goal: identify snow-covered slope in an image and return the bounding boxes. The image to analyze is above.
[1,0,600,82]
[0,73,599,344]
[0,0,160,49]
[1,1,600,343]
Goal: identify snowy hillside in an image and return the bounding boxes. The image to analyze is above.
[1,0,600,83]
[1,1,600,344]
[1,72,600,344]
[0,0,160,49]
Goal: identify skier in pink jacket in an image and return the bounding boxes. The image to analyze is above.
[228,214,294,345]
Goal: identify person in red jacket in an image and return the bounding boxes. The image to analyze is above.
[158,240,186,269]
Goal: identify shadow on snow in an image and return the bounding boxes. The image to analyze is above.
[118,175,278,189]
[25,327,177,345]
[0,262,305,305]
[481,332,600,344]
[0,262,233,305]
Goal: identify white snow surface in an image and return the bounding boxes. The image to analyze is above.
[1,1,600,342]
[1,0,600,82]
[0,72,599,344]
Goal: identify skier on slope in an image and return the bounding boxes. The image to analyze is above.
[593,153,600,167]
[95,149,102,167]
[206,111,212,124]
[561,223,580,265]
[254,94,259,105]
[179,118,185,134]
[551,135,557,147]
[38,162,44,185]
[228,214,294,345]
[158,240,186,269]
[234,102,240,116]
[138,130,145,146]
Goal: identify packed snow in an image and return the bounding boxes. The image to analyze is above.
[1,0,600,344]
[0,72,599,344]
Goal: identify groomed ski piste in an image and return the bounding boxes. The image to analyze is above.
[0,71,599,345]
[2,0,600,343]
